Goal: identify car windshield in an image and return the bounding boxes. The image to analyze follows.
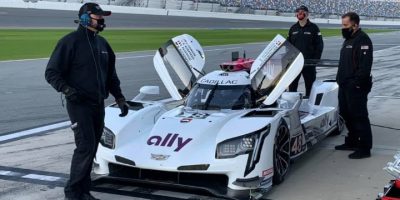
[185,84,254,110]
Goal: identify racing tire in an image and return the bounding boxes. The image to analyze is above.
[273,120,291,185]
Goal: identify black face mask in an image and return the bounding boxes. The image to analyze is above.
[92,18,106,32]
[341,27,353,40]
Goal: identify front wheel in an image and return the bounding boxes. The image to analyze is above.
[273,121,291,185]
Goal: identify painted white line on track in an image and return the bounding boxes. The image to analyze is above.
[0,121,70,142]
[0,57,49,63]
[0,170,13,176]
[0,45,250,63]
[374,45,400,54]
[22,174,61,182]
[372,96,400,99]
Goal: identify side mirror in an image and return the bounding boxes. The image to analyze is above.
[140,86,159,95]
[132,86,159,101]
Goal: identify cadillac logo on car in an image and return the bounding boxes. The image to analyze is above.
[151,153,170,161]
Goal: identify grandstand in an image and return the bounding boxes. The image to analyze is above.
[38,0,400,18]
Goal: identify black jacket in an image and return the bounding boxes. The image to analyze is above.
[45,26,124,104]
[336,28,373,87]
[288,20,324,60]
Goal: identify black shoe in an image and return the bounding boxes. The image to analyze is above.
[335,143,357,151]
[348,149,371,159]
[82,193,100,200]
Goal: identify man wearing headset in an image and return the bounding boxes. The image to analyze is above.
[45,3,129,200]
[287,5,324,96]
[335,12,373,159]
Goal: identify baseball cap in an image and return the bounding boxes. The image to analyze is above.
[295,5,309,12]
[79,3,111,17]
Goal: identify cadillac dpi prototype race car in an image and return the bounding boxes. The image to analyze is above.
[94,34,342,199]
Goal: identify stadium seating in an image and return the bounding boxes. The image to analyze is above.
[39,0,400,18]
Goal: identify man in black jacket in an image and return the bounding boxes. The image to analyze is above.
[45,3,129,200]
[288,5,324,96]
[334,12,373,159]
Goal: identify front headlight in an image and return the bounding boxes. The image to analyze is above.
[216,133,259,159]
[100,127,115,149]
[216,124,271,176]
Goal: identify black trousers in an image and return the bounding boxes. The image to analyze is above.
[338,84,372,150]
[289,66,316,96]
[64,101,105,198]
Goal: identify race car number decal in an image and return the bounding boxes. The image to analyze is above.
[290,134,303,156]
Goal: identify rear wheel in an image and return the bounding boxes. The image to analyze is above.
[273,121,290,185]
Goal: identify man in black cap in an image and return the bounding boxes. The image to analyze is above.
[45,3,129,200]
[334,12,373,159]
[288,5,324,96]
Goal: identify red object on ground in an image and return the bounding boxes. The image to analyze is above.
[395,179,400,189]
[381,179,400,200]
[220,58,255,72]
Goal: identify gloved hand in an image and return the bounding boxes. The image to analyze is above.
[62,86,81,103]
[116,98,129,117]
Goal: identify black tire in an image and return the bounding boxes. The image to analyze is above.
[272,121,291,185]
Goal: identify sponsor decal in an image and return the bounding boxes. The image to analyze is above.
[199,79,238,85]
[318,32,322,36]
[262,168,273,177]
[151,153,170,161]
[191,113,209,119]
[346,45,353,49]
[304,32,311,35]
[147,133,192,152]
[292,31,299,35]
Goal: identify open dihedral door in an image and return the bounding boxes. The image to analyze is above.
[250,34,304,105]
[153,34,205,100]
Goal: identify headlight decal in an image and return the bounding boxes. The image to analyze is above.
[215,124,271,176]
[100,127,115,149]
[244,124,270,177]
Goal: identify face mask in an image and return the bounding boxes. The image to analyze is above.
[92,18,106,32]
[297,12,306,20]
[341,27,353,39]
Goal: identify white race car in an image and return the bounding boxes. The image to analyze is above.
[94,34,342,199]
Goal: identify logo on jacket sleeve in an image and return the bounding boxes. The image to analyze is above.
[147,133,193,152]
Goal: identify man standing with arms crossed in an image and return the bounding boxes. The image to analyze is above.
[45,3,129,200]
[288,5,324,96]
[334,12,373,159]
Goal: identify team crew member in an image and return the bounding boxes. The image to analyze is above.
[334,12,373,159]
[288,5,324,96]
[45,3,129,200]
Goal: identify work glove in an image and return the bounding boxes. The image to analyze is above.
[116,98,129,117]
[62,86,81,103]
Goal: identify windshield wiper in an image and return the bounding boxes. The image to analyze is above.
[204,83,218,110]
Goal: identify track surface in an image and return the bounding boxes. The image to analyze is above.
[0,32,399,135]
[0,7,399,29]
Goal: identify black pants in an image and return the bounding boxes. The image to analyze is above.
[289,66,316,96]
[338,84,372,150]
[64,101,105,198]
